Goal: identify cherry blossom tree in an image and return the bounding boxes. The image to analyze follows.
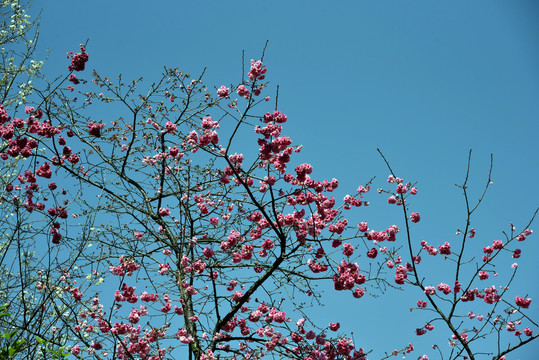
[0,0,44,107]
[0,39,537,360]
[0,2,73,358]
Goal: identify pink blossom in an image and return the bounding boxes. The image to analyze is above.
[68,154,79,164]
[291,332,304,343]
[396,183,407,194]
[437,283,451,295]
[87,121,105,137]
[71,345,81,355]
[109,256,141,276]
[247,59,267,81]
[424,286,436,295]
[342,243,354,257]
[294,163,313,182]
[506,322,516,332]
[483,246,493,254]
[515,296,532,309]
[69,74,80,84]
[336,338,354,356]
[232,291,243,302]
[329,322,340,331]
[410,212,421,223]
[161,302,172,313]
[353,288,365,299]
[237,85,249,99]
[36,162,52,178]
[492,240,503,249]
[452,332,468,343]
[270,308,286,323]
[217,86,230,98]
[357,222,368,232]
[180,335,194,344]
[262,239,275,250]
[70,287,83,301]
[158,263,170,275]
[438,242,451,255]
[169,146,180,157]
[129,309,141,324]
[140,292,158,302]
[68,45,89,71]
[203,247,214,258]
[165,121,177,133]
[159,207,170,217]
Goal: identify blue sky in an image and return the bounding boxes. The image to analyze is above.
[29,1,539,358]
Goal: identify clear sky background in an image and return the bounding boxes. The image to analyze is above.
[29,1,539,359]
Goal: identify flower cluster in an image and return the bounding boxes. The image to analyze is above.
[68,44,89,71]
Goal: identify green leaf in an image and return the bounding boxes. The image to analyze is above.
[8,346,17,356]
[14,339,25,348]
[48,347,70,359]
[1,329,17,339]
